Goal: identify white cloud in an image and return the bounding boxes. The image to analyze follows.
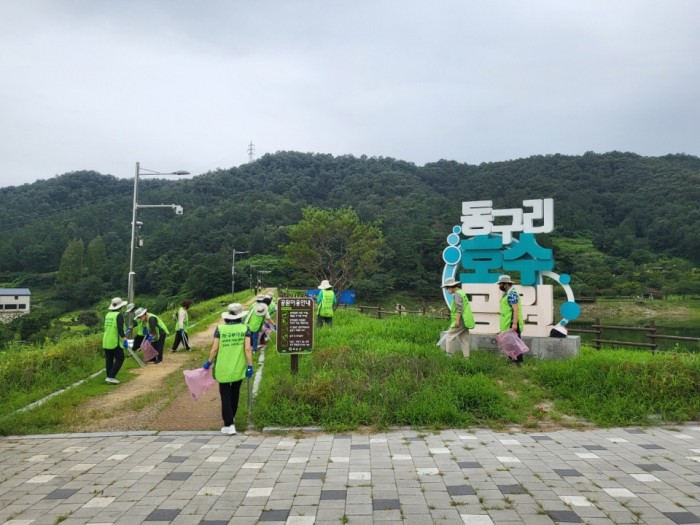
[1,0,699,187]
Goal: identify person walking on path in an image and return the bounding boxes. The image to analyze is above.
[442,277,475,359]
[172,299,192,352]
[498,274,525,365]
[316,279,336,328]
[103,297,129,384]
[203,303,254,435]
[134,307,170,364]
[245,299,274,353]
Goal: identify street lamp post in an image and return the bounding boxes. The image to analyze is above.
[128,162,189,317]
[232,249,248,298]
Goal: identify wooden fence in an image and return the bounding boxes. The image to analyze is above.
[567,319,700,351]
[346,306,699,351]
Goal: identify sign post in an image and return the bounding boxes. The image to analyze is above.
[276,297,314,374]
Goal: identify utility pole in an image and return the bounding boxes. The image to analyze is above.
[232,249,248,299]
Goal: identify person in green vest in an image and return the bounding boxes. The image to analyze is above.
[316,279,337,328]
[103,297,129,384]
[259,293,276,347]
[203,303,254,435]
[245,299,274,353]
[497,274,525,365]
[171,299,192,352]
[126,302,145,350]
[133,307,170,364]
[441,277,476,358]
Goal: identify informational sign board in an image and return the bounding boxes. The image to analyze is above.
[276,297,314,354]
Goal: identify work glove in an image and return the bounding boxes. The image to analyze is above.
[203,360,211,370]
[122,340,129,349]
[142,327,148,336]
[245,365,254,378]
[146,335,153,342]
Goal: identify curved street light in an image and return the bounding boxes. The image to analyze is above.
[128,162,190,313]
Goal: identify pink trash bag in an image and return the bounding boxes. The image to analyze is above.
[495,331,530,360]
[183,367,217,401]
[140,340,159,362]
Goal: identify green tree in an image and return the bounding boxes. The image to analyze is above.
[86,236,107,280]
[282,206,385,293]
[57,238,84,284]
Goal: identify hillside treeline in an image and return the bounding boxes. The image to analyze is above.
[1,150,699,310]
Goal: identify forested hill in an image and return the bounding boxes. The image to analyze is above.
[1,150,699,303]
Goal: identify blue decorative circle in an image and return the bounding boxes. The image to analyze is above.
[560,301,580,321]
[442,246,461,265]
[560,273,571,285]
[452,225,461,234]
[447,233,460,246]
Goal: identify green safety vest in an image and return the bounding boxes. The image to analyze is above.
[246,309,265,333]
[317,290,335,317]
[500,289,524,332]
[146,313,170,340]
[213,323,248,383]
[102,311,122,349]
[450,289,475,329]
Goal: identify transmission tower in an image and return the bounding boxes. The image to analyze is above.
[247,141,255,162]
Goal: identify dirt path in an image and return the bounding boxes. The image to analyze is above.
[71,293,269,433]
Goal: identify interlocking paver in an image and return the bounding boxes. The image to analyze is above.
[1,424,700,524]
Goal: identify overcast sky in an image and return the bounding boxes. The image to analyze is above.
[1,1,699,188]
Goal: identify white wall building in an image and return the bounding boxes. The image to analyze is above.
[0,288,31,323]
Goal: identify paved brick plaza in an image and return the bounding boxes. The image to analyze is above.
[1,425,699,524]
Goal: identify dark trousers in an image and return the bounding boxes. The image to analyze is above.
[317,315,333,328]
[153,334,166,363]
[172,330,190,351]
[105,347,125,379]
[218,380,243,427]
[132,335,144,351]
[251,331,261,352]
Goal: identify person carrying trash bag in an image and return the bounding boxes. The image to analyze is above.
[203,303,254,435]
[171,299,192,352]
[245,299,274,353]
[316,279,336,328]
[133,307,170,364]
[441,277,475,359]
[126,303,145,350]
[103,297,129,384]
[497,274,525,365]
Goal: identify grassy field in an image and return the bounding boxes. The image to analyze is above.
[1,294,698,436]
[253,310,700,432]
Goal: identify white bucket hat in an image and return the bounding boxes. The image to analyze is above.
[318,279,332,290]
[497,274,514,285]
[109,297,128,311]
[441,277,461,288]
[222,303,246,320]
[254,303,269,316]
[133,307,148,318]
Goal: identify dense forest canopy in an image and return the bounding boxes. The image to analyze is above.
[1,151,699,308]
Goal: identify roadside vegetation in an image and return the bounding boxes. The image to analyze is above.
[1,298,698,436]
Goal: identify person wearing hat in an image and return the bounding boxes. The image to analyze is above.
[203,303,254,435]
[245,300,275,353]
[171,299,192,352]
[126,303,145,351]
[133,307,170,364]
[316,279,337,328]
[441,277,476,359]
[497,274,525,365]
[259,293,276,347]
[103,297,129,384]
